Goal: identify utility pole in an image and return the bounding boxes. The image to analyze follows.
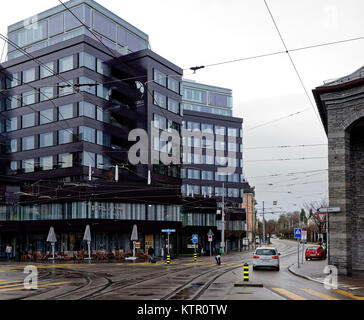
[262,201,266,245]
[221,182,225,254]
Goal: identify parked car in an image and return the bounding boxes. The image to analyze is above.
[305,245,326,260]
[253,246,280,271]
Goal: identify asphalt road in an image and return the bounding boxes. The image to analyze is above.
[0,239,356,300]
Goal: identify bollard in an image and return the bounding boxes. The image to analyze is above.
[194,253,197,262]
[167,254,170,264]
[243,263,249,281]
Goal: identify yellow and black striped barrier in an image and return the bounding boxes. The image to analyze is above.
[194,253,197,262]
[167,255,171,264]
[243,263,249,281]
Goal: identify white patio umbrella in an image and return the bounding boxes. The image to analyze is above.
[83,225,91,260]
[130,224,138,257]
[46,226,57,261]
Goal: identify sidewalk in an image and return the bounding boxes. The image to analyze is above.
[288,259,364,297]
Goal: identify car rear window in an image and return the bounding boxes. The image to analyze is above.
[256,249,277,255]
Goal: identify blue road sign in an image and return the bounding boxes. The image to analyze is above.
[192,234,198,244]
[294,228,302,239]
[162,229,176,233]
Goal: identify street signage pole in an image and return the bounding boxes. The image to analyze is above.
[294,228,302,268]
[207,229,214,257]
[222,183,225,254]
[262,201,266,245]
[161,229,176,257]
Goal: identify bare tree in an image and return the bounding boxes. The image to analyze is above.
[303,199,328,236]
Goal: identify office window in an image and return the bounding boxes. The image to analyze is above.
[39,87,54,102]
[23,68,36,83]
[96,59,111,77]
[8,161,18,175]
[40,62,54,79]
[6,96,18,110]
[202,170,214,181]
[40,132,53,148]
[79,77,96,95]
[6,117,17,132]
[228,127,239,137]
[202,123,213,134]
[153,114,166,130]
[182,87,206,104]
[58,128,73,144]
[6,139,17,153]
[228,157,238,168]
[65,4,91,31]
[93,11,116,41]
[181,168,186,179]
[59,55,74,73]
[58,104,73,120]
[97,85,110,100]
[59,153,73,168]
[22,136,35,151]
[59,81,74,96]
[97,130,111,147]
[228,188,239,198]
[22,113,35,128]
[6,74,19,88]
[22,90,35,106]
[96,106,110,123]
[228,142,238,152]
[215,140,226,151]
[168,77,179,93]
[79,101,95,118]
[168,98,179,114]
[153,91,166,109]
[228,173,239,183]
[40,109,54,125]
[49,13,64,37]
[82,151,95,167]
[154,69,167,86]
[187,169,200,180]
[79,126,95,143]
[215,156,227,166]
[187,121,200,131]
[215,173,227,182]
[22,159,35,173]
[40,156,53,171]
[97,154,109,169]
[79,52,96,71]
[202,154,214,165]
[215,125,226,135]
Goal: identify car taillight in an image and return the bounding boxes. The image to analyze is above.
[272,256,279,259]
[253,255,259,259]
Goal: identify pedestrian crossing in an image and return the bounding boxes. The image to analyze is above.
[0,279,71,293]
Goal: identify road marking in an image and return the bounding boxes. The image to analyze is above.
[333,289,364,300]
[0,282,71,293]
[301,288,339,300]
[272,288,307,300]
[0,280,23,285]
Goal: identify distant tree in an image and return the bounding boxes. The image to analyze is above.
[300,209,308,225]
[303,199,328,236]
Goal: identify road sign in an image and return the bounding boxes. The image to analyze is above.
[207,229,214,236]
[162,229,176,233]
[208,235,213,242]
[302,230,307,241]
[192,234,198,244]
[317,212,326,223]
[318,207,341,213]
[294,228,302,239]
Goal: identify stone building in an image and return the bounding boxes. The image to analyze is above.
[313,66,364,276]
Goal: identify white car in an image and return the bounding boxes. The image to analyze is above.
[253,246,280,271]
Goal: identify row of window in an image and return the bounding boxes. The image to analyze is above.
[181,184,243,198]
[0,202,181,222]
[181,213,216,227]
[181,169,243,183]
[8,3,147,56]
[153,69,180,94]
[153,91,181,115]
[153,113,181,132]
[182,153,243,167]
[2,51,111,90]
[1,102,110,133]
[182,103,232,117]
[7,151,111,175]
[183,137,242,152]
[5,126,111,154]
[183,121,242,137]
[182,87,232,108]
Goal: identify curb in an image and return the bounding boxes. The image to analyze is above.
[288,264,325,285]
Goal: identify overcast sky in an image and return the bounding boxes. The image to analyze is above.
[1,0,364,219]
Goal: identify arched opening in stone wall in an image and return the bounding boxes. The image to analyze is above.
[347,117,364,272]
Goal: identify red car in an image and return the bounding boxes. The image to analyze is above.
[305,246,326,260]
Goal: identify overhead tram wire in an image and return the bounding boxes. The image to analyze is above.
[244,143,328,150]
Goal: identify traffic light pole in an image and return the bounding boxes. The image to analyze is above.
[262,201,266,245]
